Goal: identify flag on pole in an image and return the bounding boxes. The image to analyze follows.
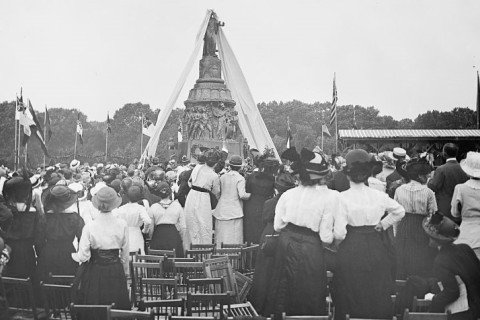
[107,113,112,134]
[329,75,338,126]
[178,122,183,142]
[21,100,49,156]
[286,116,293,148]
[476,71,479,129]
[45,106,52,142]
[15,89,25,121]
[322,124,331,137]
[77,113,83,144]
[142,116,155,137]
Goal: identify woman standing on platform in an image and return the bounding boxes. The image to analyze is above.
[267,148,339,317]
[73,186,130,309]
[37,185,85,282]
[333,149,405,320]
[148,182,186,256]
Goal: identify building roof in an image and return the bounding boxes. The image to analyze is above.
[339,129,480,141]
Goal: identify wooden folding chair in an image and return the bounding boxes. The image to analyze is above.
[132,262,164,306]
[224,301,259,317]
[70,303,113,320]
[234,271,253,303]
[47,273,76,285]
[240,244,259,277]
[163,257,196,279]
[403,309,450,320]
[283,312,331,320]
[220,242,247,249]
[211,254,242,271]
[186,277,224,294]
[186,292,231,320]
[139,298,185,320]
[186,249,213,262]
[3,276,45,320]
[41,281,74,319]
[203,257,238,302]
[412,296,432,312]
[174,261,206,297]
[148,249,177,258]
[135,254,168,264]
[110,308,154,320]
[190,244,215,251]
[142,278,178,301]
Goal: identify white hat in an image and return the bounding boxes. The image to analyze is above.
[393,147,407,159]
[70,159,80,170]
[460,152,480,178]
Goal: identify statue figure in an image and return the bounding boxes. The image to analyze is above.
[203,13,221,57]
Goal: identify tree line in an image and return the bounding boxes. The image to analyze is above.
[0,99,476,168]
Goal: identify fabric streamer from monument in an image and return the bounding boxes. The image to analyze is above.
[141,10,279,162]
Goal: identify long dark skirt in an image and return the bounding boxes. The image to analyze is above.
[149,224,184,258]
[37,240,78,282]
[244,194,270,244]
[395,213,436,280]
[265,224,328,317]
[75,254,130,310]
[332,225,393,320]
[4,239,36,279]
[249,222,275,316]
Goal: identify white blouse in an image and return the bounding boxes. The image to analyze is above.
[335,182,405,241]
[148,200,186,237]
[274,184,339,244]
[73,212,130,274]
[115,202,152,234]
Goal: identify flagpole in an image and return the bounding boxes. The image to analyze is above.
[74,128,78,160]
[14,99,18,172]
[140,113,144,158]
[43,105,47,169]
[24,142,28,167]
[105,115,109,162]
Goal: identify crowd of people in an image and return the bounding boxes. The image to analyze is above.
[0,142,479,320]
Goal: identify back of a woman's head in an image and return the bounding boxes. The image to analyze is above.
[345,149,373,184]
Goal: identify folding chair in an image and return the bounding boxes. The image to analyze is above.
[186,278,224,294]
[224,301,259,317]
[186,249,213,262]
[240,244,259,277]
[174,261,205,298]
[135,254,168,264]
[41,281,74,319]
[148,249,177,258]
[403,309,450,320]
[110,308,154,319]
[190,244,215,251]
[142,278,178,301]
[163,257,196,278]
[3,276,45,320]
[211,254,242,271]
[132,262,164,306]
[186,292,231,320]
[220,242,247,249]
[234,271,253,303]
[203,257,238,302]
[139,298,185,320]
[70,303,113,320]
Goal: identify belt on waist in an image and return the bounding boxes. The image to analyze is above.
[285,223,318,237]
[191,185,209,193]
[91,249,120,264]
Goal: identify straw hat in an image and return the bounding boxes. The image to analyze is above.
[70,159,80,170]
[393,147,407,160]
[422,213,460,244]
[460,151,480,178]
[42,185,78,212]
[226,155,243,167]
[92,186,122,212]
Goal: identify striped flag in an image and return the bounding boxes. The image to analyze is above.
[329,74,338,126]
[286,116,293,148]
[76,113,83,144]
[22,100,49,156]
[322,124,331,137]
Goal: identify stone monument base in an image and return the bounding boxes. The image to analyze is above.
[178,140,242,163]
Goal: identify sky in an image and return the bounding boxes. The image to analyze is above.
[1,0,480,123]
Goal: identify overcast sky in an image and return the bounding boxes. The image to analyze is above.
[2,0,479,123]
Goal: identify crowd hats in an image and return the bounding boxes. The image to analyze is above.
[42,185,78,211]
[68,182,87,201]
[397,155,433,180]
[165,170,177,182]
[126,185,143,203]
[393,147,407,160]
[70,159,80,171]
[205,149,220,164]
[152,157,160,165]
[460,151,480,178]
[281,147,331,180]
[423,212,460,244]
[345,149,371,172]
[110,179,122,193]
[92,186,122,212]
[226,155,243,168]
[274,172,297,193]
[180,155,190,165]
[3,175,32,202]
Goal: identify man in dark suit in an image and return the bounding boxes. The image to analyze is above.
[428,143,468,223]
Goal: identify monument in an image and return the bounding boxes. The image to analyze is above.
[179,12,243,160]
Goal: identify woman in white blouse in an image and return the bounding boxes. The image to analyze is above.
[115,185,152,255]
[73,186,130,309]
[148,181,186,257]
[266,148,340,317]
[333,149,405,320]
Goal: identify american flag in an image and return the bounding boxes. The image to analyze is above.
[329,74,338,126]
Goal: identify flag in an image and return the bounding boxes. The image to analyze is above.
[286,116,293,148]
[329,74,338,126]
[76,113,83,144]
[21,100,49,156]
[178,123,183,142]
[15,88,26,121]
[107,113,112,134]
[322,124,331,137]
[142,116,155,137]
[45,106,52,142]
[477,71,479,129]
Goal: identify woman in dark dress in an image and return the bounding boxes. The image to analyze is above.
[73,186,130,310]
[249,172,296,316]
[147,182,186,257]
[37,185,85,282]
[243,156,278,244]
[333,149,405,320]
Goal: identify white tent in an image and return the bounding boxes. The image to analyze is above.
[141,10,279,161]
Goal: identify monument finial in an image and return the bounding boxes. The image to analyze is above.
[203,12,223,57]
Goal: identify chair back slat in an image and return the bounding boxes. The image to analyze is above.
[190,244,215,251]
[224,301,259,317]
[135,254,167,263]
[163,257,195,278]
[148,249,177,258]
[139,298,185,320]
[110,308,154,319]
[240,244,259,277]
[186,277,224,294]
[142,278,178,300]
[186,249,213,262]
[220,243,247,249]
[186,292,231,320]
[70,303,113,320]
[41,282,73,319]
[132,262,163,306]
[403,309,449,320]
[174,261,205,297]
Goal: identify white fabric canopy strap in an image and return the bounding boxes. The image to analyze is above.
[141,10,279,161]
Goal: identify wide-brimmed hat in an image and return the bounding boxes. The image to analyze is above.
[3,176,32,201]
[126,185,143,203]
[422,213,460,244]
[345,149,373,176]
[70,159,80,170]
[42,185,78,212]
[274,173,297,193]
[460,151,480,178]
[303,148,331,178]
[180,155,190,165]
[393,147,407,160]
[92,186,122,212]
[226,155,243,167]
[397,156,433,180]
[68,182,87,201]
